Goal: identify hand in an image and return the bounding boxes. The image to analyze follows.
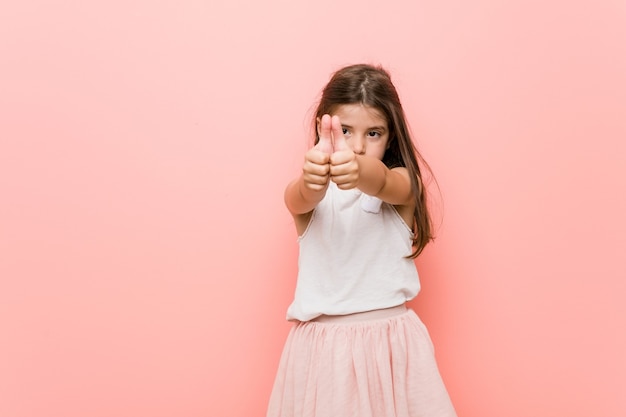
[302,114,333,191]
[329,115,359,189]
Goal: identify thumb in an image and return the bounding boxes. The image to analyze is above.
[331,115,348,151]
[315,114,333,155]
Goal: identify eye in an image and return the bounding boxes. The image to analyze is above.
[342,127,350,135]
[367,131,382,138]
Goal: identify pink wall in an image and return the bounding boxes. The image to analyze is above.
[1,1,624,416]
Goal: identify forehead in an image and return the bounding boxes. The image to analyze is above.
[332,104,387,127]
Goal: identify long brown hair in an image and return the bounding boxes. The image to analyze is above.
[314,64,434,258]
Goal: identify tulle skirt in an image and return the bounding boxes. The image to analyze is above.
[267,305,457,417]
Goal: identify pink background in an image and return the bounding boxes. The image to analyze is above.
[1,1,625,416]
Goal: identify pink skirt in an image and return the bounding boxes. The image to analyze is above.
[267,305,457,417]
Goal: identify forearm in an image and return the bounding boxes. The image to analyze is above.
[355,156,413,205]
[284,175,328,215]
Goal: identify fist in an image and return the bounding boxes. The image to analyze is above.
[301,114,360,191]
[302,147,331,191]
[329,115,359,189]
[302,115,333,191]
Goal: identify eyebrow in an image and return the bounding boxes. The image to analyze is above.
[341,124,387,131]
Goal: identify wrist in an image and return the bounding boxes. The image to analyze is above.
[354,155,386,195]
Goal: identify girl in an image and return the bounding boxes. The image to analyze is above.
[267,64,457,417]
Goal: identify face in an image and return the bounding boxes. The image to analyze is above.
[329,104,390,160]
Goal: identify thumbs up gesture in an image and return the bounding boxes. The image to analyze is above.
[302,114,333,191]
[302,114,359,192]
[329,115,359,190]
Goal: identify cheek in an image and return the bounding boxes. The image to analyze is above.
[384,136,392,150]
[368,143,388,159]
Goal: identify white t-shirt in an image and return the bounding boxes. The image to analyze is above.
[286,182,421,322]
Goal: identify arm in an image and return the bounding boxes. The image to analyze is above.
[354,157,413,206]
[328,118,413,206]
[284,171,328,216]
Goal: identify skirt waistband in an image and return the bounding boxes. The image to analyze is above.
[310,304,408,324]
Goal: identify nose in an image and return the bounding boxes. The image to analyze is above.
[350,135,365,155]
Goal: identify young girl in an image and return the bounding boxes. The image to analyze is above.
[267,64,457,417]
